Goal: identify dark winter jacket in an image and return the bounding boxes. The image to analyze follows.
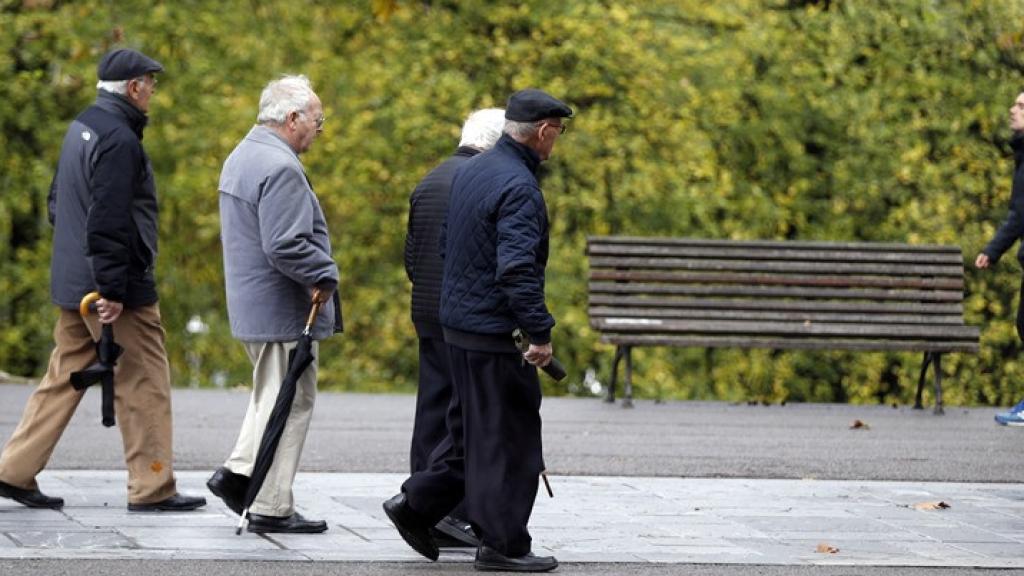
[439,134,555,349]
[405,146,480,338]
[47,91,159,309]
[983,133,1024,265]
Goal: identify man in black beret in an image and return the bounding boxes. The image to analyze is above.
[0,48,206,513]
[384,89,571,572]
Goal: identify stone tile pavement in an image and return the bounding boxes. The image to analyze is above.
[0,471,1021,568]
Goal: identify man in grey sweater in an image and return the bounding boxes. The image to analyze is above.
[207,75,341,534]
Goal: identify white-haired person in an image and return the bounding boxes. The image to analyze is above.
[206,75,341,534]
[403,108,506,548]
[0,48,206,513]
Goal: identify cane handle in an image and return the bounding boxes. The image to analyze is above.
[79,292,102,317]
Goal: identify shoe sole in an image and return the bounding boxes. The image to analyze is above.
[383,501,439,561]
[474,560,559,572]
[206,479,245,515]
[3,495,63,509]
[247,524,328,534]
[127,501,206,512]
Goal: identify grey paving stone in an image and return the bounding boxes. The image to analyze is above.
[7,530,134,549]
[0,470,1019,568]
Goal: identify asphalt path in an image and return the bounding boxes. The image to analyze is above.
[0,384,1018,483]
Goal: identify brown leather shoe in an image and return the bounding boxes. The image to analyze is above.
[0,479,63,509]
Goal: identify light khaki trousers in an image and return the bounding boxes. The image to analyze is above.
[225,340,317,516]
[0,306,178,504]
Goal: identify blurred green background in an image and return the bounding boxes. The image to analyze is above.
[3,0,1024,406]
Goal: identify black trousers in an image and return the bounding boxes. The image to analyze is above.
[403,344,544,557]
[409,336,466,519]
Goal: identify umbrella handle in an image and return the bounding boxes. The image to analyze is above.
[79,291,102,317]
[304,294,323,334]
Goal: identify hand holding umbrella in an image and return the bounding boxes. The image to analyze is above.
[69,292,122,427]
[236,292,323,535]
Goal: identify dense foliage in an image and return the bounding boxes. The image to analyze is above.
[2,0,1024,405]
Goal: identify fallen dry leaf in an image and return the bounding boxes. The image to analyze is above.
[849,419,870,430]
[816,542,839,554]
[913,501,950,510]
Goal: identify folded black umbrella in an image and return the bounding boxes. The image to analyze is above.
[70,292,121,427]
[237,296,322,535]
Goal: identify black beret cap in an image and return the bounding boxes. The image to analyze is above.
[505,89,573,122]
[97,48,163,81]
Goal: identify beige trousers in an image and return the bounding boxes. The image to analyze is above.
[0,306,177,504]
[225,340,317,516]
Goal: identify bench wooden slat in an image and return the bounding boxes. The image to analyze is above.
[587,243,963,265]
[586,236,979,411]
[590,270,964,290]
[590,281,964,302]
[589,256,963,277]
[587,235,962,253]
[587,295,963,315]
[592,318,980,340]
[598,334,980,354]
[588,306,967,326]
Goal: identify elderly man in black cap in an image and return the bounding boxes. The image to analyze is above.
[0,48,206,512]
[383,89,571,572]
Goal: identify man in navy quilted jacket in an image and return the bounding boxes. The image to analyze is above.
[384,89,571,573]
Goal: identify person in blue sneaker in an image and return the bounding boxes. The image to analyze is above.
[976,90,1024,427]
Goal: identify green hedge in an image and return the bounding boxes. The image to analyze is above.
[2,0,1024,405]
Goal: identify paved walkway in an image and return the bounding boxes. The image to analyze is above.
[1,471,1021,568]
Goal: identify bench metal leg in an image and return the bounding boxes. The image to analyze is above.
[932,353,944,415]
[606,346,625,403]
[914,352,933,410]
[622,346,634,409]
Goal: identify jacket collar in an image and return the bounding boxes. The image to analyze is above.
[246,125,301,162]
[495,134,541,174]
[1011,131,1024,163]
[454,145,481,158]
[94,90,148,139]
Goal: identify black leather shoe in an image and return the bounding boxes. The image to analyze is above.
[474,545,558,572]
[382,493,438,561]
[432,515,480,547]
[0,479,63,509]
[247,512,327,534]
[206,467,249,515]
[128,493,206,512]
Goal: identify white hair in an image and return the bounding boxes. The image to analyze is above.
[96,77,143,95]
[503,119,541,140]
[459,108,506,150]
[257,75,316,126]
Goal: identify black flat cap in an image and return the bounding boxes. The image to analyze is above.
[97,48,163,81]
[505,89,573,122]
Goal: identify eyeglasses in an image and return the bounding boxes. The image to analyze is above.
[298,110,325,130]
[543,122,567,135]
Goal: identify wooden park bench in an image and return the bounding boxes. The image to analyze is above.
[586,236,980,413]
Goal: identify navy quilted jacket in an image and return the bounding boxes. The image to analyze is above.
[439,134,555,344]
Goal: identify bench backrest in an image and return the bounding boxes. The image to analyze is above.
[586,236,980,353]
